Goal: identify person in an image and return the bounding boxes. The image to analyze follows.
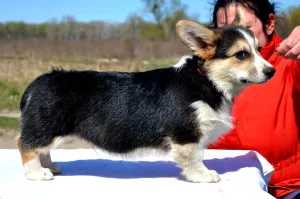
[207,0,300,198]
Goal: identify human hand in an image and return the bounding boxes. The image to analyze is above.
[276,26,300,61]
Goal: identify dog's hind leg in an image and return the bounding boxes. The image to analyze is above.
[171,142,220,183]
[17,137,54,181]
[40,152,61,175]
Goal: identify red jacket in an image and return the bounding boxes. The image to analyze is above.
[209,33,300,198]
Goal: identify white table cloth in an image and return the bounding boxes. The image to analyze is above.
[0,149,275,199]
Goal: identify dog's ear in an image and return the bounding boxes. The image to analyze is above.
[231,6,245,26]
[176,20,218,59]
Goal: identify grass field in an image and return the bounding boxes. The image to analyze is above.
[0,79,27,111]
[0,116,20,131]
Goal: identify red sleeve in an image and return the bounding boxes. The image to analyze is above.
[290,60,300,90]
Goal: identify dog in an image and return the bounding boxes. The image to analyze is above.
[17,11,275,182]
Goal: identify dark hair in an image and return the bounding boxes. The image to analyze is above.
[211,0,277,36]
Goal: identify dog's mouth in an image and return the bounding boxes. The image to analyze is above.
[240,79,254,84]
[240,79,268,84]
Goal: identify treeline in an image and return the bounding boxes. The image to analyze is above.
[276,6,300,38]
[0,1,299,41]
[0,0,197,41]
[0,22,48,40]
[0,18,126,40]
[0,16,194,40]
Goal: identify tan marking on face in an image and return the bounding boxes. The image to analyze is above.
[203,38,254,72]
[226,39,254,71]
[227,39,249,56]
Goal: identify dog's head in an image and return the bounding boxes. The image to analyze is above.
[176,8,275,98]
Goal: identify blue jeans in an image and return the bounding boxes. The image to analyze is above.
[282,190,300,199]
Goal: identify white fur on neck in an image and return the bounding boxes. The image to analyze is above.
[208,77,235,100]
[207,77,246,100]
[173,56,192,70]
[191,97,233,146]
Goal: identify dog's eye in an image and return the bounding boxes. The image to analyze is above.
[235,51,249,60]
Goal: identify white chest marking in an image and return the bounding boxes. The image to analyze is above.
[191,99,233,146]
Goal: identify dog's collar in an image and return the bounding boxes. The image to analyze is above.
[197,67,205,76]
[195,56,205,76]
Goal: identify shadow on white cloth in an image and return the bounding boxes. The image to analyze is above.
[55,151,263,179]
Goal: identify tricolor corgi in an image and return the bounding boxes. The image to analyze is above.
[17,10,275,182]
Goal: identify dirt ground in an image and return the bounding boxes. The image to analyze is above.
[0,128,93,149]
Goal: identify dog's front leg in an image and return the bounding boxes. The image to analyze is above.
[171,142,220,183]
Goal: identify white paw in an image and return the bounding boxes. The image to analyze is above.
[25,168,54,181]
[182,169,220,183]
[46,163,61,174]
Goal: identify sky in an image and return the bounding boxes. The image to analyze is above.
[0,0,299,24]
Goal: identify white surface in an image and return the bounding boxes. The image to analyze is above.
[0,149,275,199]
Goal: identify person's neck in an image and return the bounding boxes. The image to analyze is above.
[260,33,277,60]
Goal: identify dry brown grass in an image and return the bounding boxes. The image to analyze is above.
[0,39,189,82]
[0,39,189,60]
[0,56,180,82]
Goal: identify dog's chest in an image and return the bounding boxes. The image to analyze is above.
[192,99,233,144]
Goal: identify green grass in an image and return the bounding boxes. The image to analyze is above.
[0,79,27,110]
[0,116,20,131]
[0,55,27,61]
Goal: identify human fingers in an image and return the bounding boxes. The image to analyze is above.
[283,39,300,61]
[276,26,300,56]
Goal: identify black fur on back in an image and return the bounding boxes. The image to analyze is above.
[19,56,224,153]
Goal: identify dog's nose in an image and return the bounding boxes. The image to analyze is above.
[263,67,276,79]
